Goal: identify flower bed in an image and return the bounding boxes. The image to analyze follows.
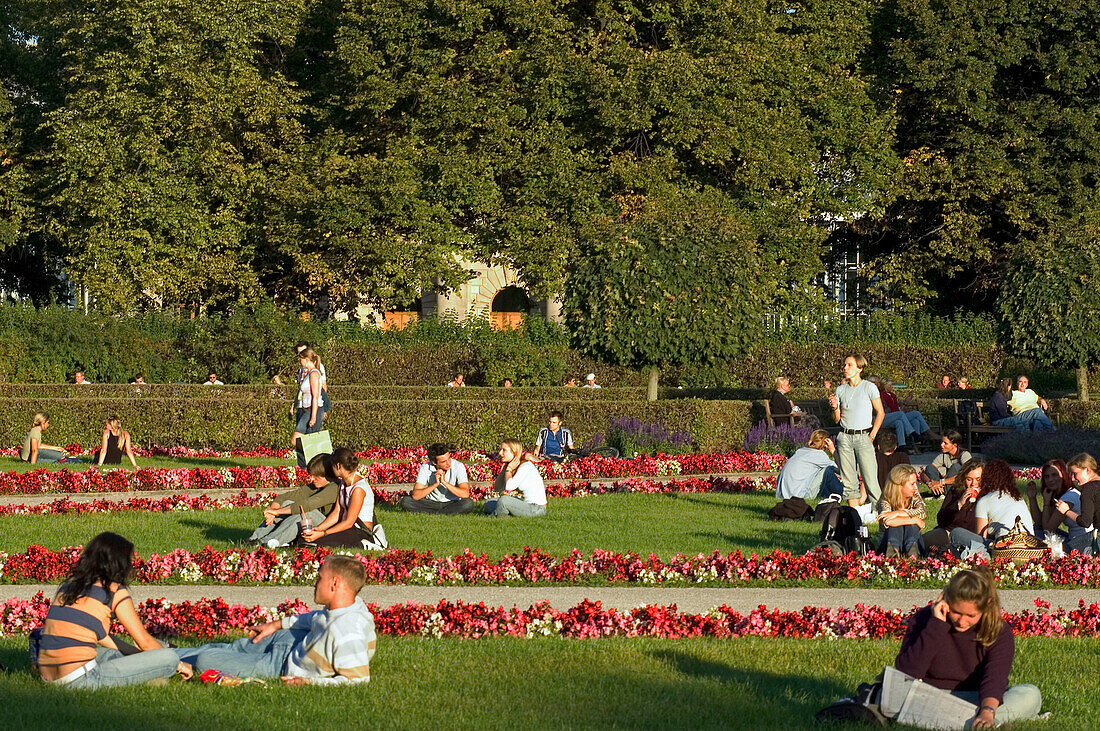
[0,544,1091,588]
[0,594,1093,640]
[0,476,774,514]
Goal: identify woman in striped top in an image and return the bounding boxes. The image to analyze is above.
[878,464,926,558]
[36,532,192,687]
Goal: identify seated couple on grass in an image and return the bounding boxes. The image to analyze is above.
[175,555,375,685]
[254,448,386,550]
[821,567,1041,727]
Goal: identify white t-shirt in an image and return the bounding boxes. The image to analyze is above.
[415,460,470,502]
[582,383,601,389]
[1060,488,1089,538]
[339,477,374,526]
[975,491,1032,539]
[835,379,880,430]
[506,462,547,506]
[298,368,320,408]
[1009,389,1041,414]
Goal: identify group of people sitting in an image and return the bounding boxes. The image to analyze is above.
[20,411,139,468]
[35,530,1043,728]
[33,531,375,687]
[253,437,551,547]
[778,422,1100,558]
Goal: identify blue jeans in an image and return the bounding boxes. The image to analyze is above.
[881,412,912,447]
[816,466,844,499]
[953,684,1042,723]
[901,410,931,435]
[924,462,963,482]
[249,508,326,546]
[64,646,180,689]
[485,495,547,517]
[879,524,922,554]
[994,409,1054,432]
[32,448,67,464]
[175,628,306,678]
[837,431,880,504]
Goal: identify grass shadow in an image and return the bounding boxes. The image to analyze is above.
[0,645,28,673]
[177,518,252,543]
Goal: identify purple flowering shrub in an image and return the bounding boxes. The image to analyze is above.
[605,417,694,457]
[743,420,813,456]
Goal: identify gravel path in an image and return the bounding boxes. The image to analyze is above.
[1,584,1094,614]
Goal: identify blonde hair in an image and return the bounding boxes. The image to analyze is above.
[106,416,121,431]
[1068,453,1099,473]
[807,430,832,450]
[775,376,789,388]
[31,412,49,428]
[298,348,321,369]
[943,567,1004,647]
[323,555,366,595]
[882,463,919,510]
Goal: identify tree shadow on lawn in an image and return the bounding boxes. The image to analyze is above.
[647,649,850,724]
[0,645,26,673]
[692,528,817,555]
[178,518,252,544]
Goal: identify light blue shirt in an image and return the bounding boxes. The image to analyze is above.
[836,379,880,430]
[776,447,837,499]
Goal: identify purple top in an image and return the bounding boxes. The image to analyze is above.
[894,604,1014,702]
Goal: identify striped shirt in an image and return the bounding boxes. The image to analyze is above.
[38,582,130,674]
[879,494,927,522]
[282,597,376,685]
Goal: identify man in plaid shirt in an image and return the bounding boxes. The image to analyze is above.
[176,556,375,684]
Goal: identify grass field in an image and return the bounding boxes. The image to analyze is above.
[0,492,828,562]
[0,635,1087,730]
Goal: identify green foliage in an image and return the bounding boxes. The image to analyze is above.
[565,192,771,380]
[998,219,1100,370]
[861,0,1100,310]
[766,311,998,346]
[1,397,753,452]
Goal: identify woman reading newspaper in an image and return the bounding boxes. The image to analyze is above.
[819,567,1041,727]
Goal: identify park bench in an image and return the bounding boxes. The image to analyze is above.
[763,399,841,436]
[952,399,1014,452]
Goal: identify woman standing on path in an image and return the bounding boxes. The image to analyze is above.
[35,532,191,687]
[291,348,323,469]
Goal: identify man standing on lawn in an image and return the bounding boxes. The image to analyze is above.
[174,555,375,685]
[829,354,885,509]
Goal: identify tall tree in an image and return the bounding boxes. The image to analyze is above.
[998,215,1100,401]
[28,0,312,313]
[861,0,1100,310]
[565,190,772,400]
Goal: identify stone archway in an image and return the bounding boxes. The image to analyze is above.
[489,285,530,330]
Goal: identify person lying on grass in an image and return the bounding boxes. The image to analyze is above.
[20,411,70,464]
[96,416,139,469]
[894,567,1041,727]
[34,531,192,688]
[485,439,547,517]
[298,447,386,549]
[250,454,339,548]
[175,555,375,685]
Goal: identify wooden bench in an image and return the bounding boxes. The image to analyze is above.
[952,399,1014,452]
[763,399,841,436]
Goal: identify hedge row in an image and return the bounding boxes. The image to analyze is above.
[0,384,653,401]
[3,399,755,453]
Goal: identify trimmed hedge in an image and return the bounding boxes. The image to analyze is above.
[3,398,755,453]
[0,384,652,401]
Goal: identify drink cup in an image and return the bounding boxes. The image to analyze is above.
[301,516,313,534]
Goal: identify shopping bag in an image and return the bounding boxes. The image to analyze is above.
[299,430,333,465]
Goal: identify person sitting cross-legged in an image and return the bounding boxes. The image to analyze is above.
[299,448,386,549]
[534,411,575,463]
[174,555,376,685]
[878,464,926,557]
[250,454,339,547]
[399,443,475,514]
[922,431,972,496]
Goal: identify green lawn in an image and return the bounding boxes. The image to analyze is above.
[1,456,292,472]
[0,635,1084,729]
[0,492,828,561]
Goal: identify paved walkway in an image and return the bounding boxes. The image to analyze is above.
[2,584,1096,614]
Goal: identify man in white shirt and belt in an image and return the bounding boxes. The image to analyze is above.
[829,354,885,508]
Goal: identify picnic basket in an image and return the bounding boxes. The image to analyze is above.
[989,516,1049,562]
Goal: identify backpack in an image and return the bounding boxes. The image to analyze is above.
[818,504,870,554]
[768,497,812,521]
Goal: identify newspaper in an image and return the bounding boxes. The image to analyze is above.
[881,666,978,730]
